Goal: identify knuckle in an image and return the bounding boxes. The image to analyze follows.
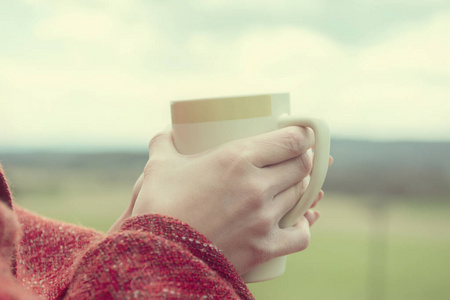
[143,159,161,177]
[148,132,165,152]
[255,215,273,235]
[301,176,311,193]
[143,153,173,178]
[281,127,304,156]
[294,182,303,199]
[244,186,265,211]
[246,225,279,265]
[218,145,249,170]
[292,176,310,199]
[298,231,311,251]
[299,151,313,175]
[242,177,270,211]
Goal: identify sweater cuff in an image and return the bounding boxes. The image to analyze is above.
[120,214,250,298]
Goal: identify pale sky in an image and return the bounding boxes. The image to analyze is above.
[1,0,449,151]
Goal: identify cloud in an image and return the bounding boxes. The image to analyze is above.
[0,0,169,149]
[196,0,321,14]
[1,2,449,150]
[227,16,450,140]
[34,10,114,42]
[358,13,450,75]
[238,26,344,76]
[338,13,450,140]
[29,0,165,66]
[149,16,450,141]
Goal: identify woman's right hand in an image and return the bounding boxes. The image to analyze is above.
[131,126,327,275]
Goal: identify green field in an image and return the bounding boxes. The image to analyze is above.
[7,165,450,300]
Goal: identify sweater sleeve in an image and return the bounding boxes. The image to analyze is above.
[0,166,36,299]
[64,214,254,300]
[0,203,35,300]
[2,166,254,299]
[14,206,104,299]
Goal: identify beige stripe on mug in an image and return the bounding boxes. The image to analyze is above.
[171,95,272,124]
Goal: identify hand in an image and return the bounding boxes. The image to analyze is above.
[127,126,329,275]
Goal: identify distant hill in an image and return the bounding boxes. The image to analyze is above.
[324,139,450,199]
[1,139,450,200]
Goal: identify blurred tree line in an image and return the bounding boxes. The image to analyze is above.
[2,139,450,201]
[325,139,450,200]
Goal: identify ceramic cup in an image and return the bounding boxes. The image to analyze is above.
[170,93,330,283]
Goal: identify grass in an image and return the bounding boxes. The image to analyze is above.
[8,170,450,300]
[247,196,450,300]
[248,232,450,300]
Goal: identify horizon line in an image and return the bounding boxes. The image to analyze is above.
[1,136,450,154]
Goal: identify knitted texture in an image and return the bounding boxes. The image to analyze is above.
[0,165,35,300]
[0,166,254,299]
[15,206,104,299]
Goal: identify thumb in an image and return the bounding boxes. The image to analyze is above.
[148,125,178,157]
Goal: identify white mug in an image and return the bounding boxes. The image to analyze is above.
[170,93,330,283]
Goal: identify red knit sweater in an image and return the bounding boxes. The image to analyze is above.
[0,165,254,299]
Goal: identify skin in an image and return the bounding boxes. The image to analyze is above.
[109,126,333,275]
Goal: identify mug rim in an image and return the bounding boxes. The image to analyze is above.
[170,93,289,124]
[170,92,289,105]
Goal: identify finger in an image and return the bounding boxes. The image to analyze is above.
[271,176,311,220]
[240,126,315,168]
[310,190,324,209]
[308,153,333,175]
[148,125,178,157]
[130,173,144,208]
[304,209,320,227]
[263,150,312,196]
[274,216,311,256]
